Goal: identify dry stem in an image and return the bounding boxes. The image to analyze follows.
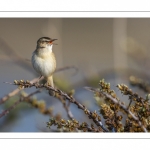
[0,90,40,118]
[85,86,148,132]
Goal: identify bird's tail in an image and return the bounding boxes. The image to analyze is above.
[46,75,54,87]
[46,75,55,96]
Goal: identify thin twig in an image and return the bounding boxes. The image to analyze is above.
[55,65,78,75]
[127,99,132,110]
[0,78,38,105]
[113,109,117,132]
[57,96,74,120]
[0,38,33,73]
[62,100,73,120]
[0,90,41,119]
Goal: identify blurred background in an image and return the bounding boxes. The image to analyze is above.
[0,18,150,132]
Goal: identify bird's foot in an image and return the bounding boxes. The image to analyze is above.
[44,83,55,96]
[49,90,55,97]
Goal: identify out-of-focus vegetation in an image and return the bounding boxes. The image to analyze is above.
[1,76,150,132]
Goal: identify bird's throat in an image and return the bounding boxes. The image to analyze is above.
[36,48,53,59]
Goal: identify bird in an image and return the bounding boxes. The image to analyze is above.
[31,37,57,88]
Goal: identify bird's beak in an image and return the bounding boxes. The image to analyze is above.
[50,39,58,45]
[50,39,58,43]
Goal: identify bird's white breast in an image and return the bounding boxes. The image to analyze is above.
[32,49,56,77]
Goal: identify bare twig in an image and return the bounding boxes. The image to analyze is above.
[65,102,74,120]
[54,66,78,75]
[0,38,33,73]
[0,78,38,105]
[55,65,78,75]
[127,99,132,110]
[57,97,74,120]
[85,86,148,132]
[0,90,41,119]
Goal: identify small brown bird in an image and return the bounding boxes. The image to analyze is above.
[31,37,57,87]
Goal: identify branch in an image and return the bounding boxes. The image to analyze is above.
[57,97,74,120]
[47,118,103,132]
[0,90,40,118]
[85,86,148,132]
[5,80,109,132]
[0,65,78,105]
[0,37,33,73]
[0,78,38,105]
[55,65,78,75]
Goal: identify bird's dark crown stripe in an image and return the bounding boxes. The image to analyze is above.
[42,37,51,40]
[37,37,52,43]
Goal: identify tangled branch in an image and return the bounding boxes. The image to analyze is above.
[85,78,149,132]
[47,118,103,132]
[3,76,150,132]
[0,90,40,118]
[4,80,108,132]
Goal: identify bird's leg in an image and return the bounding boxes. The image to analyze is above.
[35,75,43,84]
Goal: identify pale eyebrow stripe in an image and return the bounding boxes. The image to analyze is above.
[44,39,50,42]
